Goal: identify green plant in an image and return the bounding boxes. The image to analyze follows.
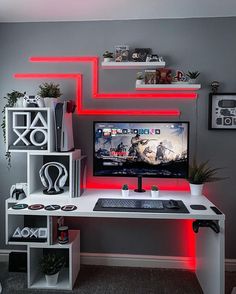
[40,253,65,276]
[38,82,62,98]
[151,185,159,191]
[188,159,222,184]
[103,51,113,58]
[122,184,129,190]
[136,72,144,80]
[1,90,25,168]
[186,71,200,79]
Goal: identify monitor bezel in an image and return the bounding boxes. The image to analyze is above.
[93,121,190,179]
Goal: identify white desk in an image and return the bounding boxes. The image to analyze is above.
[6,189,225,294]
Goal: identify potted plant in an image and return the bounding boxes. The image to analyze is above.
[121,184,129,197]
[186,71,200,84]
[38,82,62,108]
[103,51,114,62]
[151,185,159,198]
[1,90,25,168]
[40,253,65,286]
[188,159,222,196]
[136,72,144,86]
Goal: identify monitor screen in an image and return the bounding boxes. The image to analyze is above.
[93,122,189,178]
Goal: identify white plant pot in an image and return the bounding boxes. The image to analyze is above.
[45,272,59,286]
[190,183,204,196]
[103,57,112,62]
[151,190,159,198]
[15,97,24,107]
[44,97,58,108]
[136,79,144,86]
[188,78,197,84]
[122,190,129,197]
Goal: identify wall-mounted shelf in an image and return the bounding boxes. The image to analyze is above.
[101,61,166,69]
[136,83,201,91]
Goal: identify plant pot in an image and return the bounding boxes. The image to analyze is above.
[151,190,159,198]
[189,183,204,196]
[45,272,59,286]
[44,97,58,108]
[15,97,24,107]
[122,190,129,197]
[188,78,197,84]
[136,79,144,86]
[103,57,112,62]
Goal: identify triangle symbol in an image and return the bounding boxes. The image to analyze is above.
[12,227,22,238]
[30,112,48,129]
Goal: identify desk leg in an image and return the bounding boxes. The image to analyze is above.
[195,220,225,294]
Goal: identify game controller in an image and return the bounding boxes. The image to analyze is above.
[192,220,220,234]
[10,183,27,200]
[23,95,45,107]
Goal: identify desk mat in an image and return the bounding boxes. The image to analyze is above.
[93,198,189,213]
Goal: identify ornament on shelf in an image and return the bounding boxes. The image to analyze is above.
[39,162,68,195]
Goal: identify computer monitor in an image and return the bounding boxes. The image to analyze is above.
[93,121,189,192]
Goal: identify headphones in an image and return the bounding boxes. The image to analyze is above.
[39,162,68,195]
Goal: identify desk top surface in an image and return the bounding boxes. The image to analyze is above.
[7,189,225,220]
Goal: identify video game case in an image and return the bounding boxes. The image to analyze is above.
[115,45,129,62]
[145,69,157,84]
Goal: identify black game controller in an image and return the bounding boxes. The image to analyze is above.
[192,220,220,234]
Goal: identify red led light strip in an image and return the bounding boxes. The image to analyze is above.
[29,56,197,100]
[14,73,180,116]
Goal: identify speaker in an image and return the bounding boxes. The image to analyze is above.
[8,251,27,272]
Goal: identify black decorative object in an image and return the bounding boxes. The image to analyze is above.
[209,93,236,130]
[28,204,44,210]
[61,205,77,211]
[131,48,151,62]
[45,204,61,211]
[12,203,28,210]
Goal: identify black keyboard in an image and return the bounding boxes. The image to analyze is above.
[93,198,189,213]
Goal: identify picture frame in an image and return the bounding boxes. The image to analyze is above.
[208,93,236,130]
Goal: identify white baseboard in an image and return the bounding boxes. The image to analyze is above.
[80,253,195,270]
[1,250,235,272]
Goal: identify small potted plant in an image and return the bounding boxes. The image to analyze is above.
[136,72,144,86]
[40,253,65,286]
[121,184,129,197]
[38,82,62,108]
[186,71,200,84]
[151,185,159,198]
[188,159,222,196]
[103,51,114,62]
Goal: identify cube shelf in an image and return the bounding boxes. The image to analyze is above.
[6,107,55,153]
[28,230,80,290]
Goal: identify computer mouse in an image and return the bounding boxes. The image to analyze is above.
[166,199,180,209]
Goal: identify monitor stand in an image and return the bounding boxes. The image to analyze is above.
[134,175,146,193]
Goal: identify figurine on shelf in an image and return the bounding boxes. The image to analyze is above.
[156,68,172,84]
[172,70,187,83]
[210,81,220,93]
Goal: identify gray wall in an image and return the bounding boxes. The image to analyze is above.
[0,17,235,258]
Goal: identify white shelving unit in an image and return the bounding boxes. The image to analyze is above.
[101,61,166,69]
[6,107,55,152]
[28,230,80,290]
[135,83,201,90]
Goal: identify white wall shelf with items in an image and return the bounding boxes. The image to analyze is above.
[6,107,54,153]
[101,61,166,69]
[135,84,201,90]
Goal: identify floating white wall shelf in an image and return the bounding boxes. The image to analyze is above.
[136,84,201,90]
[101,61,166,69]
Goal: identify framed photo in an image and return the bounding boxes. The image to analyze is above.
[209,93,236,130]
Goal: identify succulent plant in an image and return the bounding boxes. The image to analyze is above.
[103,51,114,58]
[151,185,159,191]
[122,184,129,190]
[38,82,62,98]
[40,253,65,276]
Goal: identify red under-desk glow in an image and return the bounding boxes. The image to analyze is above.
[29,56,198,100]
